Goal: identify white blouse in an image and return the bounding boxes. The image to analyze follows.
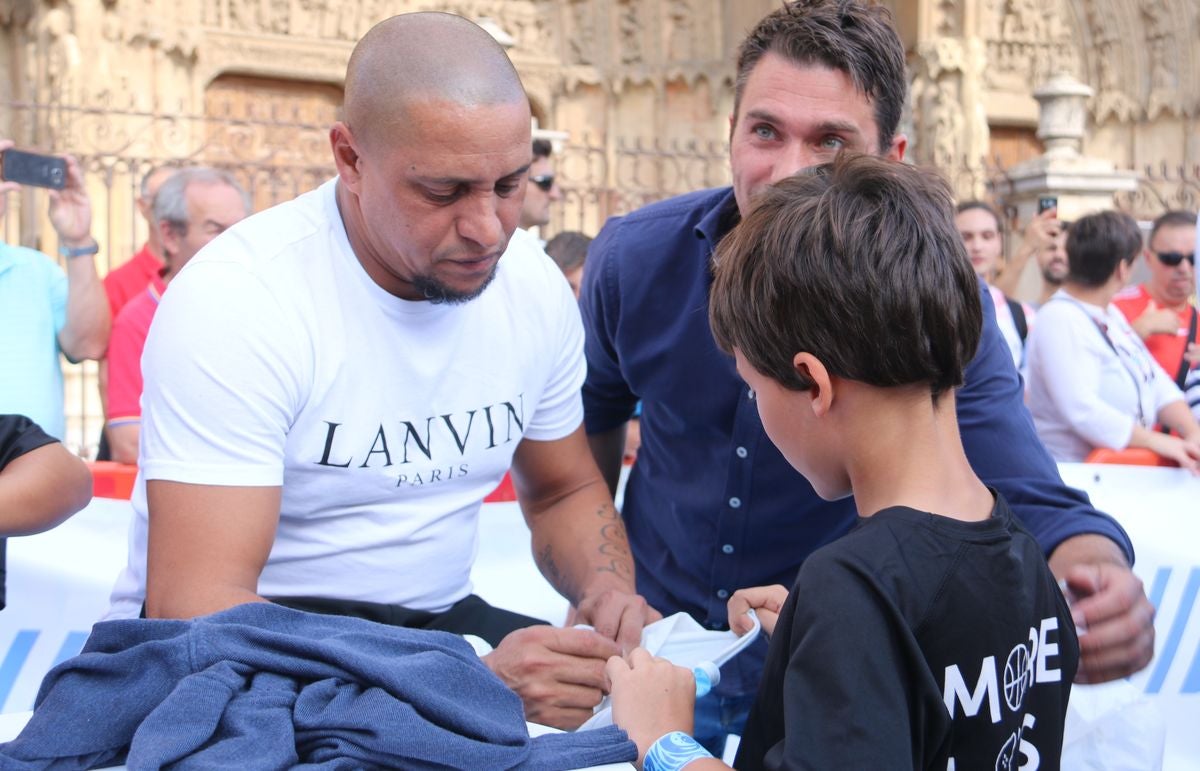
[1026,289,1185,462]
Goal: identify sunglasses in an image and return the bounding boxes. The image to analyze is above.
[529,173,555,192]
[1154,251,1195,267]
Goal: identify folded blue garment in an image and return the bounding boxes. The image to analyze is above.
[0,603,635,770]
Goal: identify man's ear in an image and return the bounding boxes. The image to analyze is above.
[158,219,180,259]
[794,352,834,417]
[330,122,363,191]
[885,133,908,163]
[728,111,737,144]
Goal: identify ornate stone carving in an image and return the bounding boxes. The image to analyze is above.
[1083,0,1138,124]
[911,37,990,199]
[666,0,696,62]
[1140,0,1182,119]
[983,0,1079,92]
[565,0,596,66]
[617,0,644,66]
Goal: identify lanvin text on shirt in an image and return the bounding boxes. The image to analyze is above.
[313,395,525,487]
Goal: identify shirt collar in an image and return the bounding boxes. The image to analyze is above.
[692,188,742,257]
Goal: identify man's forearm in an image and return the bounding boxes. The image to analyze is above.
[144,582,268,619]
[1047,532,1130,579]
[527,480,636,604]
[60,252,110,360]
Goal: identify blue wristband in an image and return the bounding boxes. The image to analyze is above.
[644,731,713,771]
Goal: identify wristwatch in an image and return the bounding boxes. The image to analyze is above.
[58,240,99,259]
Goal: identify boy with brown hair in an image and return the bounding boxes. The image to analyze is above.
[607,154,1079,770]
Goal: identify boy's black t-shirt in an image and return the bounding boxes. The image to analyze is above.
[735,493,1079,771]
[0,415,61,611]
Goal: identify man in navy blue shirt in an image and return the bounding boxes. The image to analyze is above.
[580,0,1154,751]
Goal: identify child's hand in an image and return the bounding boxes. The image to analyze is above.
[606,648,696,763]
[728,585,788,637]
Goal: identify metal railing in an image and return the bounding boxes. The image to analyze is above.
[3,99,1192,456]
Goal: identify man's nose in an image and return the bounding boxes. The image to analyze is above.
[457,196,504,251]
[768,144,820,185]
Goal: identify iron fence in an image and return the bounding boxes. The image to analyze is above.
[2,99,1193,456]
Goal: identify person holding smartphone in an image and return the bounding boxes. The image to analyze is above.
[0,138,110,442]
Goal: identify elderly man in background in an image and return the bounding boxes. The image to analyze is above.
[105,168,251,465]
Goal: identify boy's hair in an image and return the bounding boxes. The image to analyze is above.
[709,153,982,400]
[1065,210,1141,288]
[531,137,552,161]
[734,0,906,154]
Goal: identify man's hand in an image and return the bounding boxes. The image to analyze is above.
[1022,207,1061,252]
[1132,300,1180,340]
[1049,535,1155,684]
[47,154,93,246]
[483,625,621,729]
[573,588,661,653]
[728,585,789,638]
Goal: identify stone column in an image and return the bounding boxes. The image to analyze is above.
[994,73,1138,226]
[991,73,1139,302]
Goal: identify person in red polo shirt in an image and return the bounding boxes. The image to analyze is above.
[1113,210,1198,392]
[103,166,177,318]
[105,168,250,464]
[97,166,177,459]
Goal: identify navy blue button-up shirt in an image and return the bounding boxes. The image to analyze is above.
[580,186,1133,694]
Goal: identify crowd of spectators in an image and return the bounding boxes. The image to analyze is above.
[955,202,1199,467]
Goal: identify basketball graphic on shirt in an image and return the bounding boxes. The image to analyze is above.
[1003,643,1033,711]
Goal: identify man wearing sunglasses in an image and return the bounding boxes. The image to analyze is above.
[1114,210,1199,391]
[520,138,562,233]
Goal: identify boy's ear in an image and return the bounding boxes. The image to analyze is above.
[793,352,833,418]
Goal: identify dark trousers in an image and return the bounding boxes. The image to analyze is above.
[268,594,547,649]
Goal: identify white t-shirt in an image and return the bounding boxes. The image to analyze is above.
[988,284,1035,379]
[107,179,584,619]
[1026,289,1184,462]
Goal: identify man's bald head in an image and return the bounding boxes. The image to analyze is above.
[344,13,528,153]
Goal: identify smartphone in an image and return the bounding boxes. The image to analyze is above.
[0,149,67,190]
[1037,195,1058,215]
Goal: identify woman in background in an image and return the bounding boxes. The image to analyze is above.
[1026,211,1200,470]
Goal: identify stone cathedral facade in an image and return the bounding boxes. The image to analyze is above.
[1,0,1197,452]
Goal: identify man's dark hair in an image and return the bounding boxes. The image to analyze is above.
[710,153,981,401]
[734,0,907,153]
[955,200,1003,234]
[532,138,552,160]
[1065,211,1142,288]
[1149,209,1197,244]
[544,231,591,273]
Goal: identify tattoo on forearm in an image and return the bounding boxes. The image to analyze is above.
[538,542,579,600]
[595,504,633,580]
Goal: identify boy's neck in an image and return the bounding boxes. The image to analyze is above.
[837,383,993,523]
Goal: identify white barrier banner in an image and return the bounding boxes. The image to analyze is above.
[0,467,1197,768]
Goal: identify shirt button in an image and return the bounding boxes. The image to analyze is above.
[722,544,734,554]
[716,589,729,599]
[729,497,742,509]
[735,446,748,459]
